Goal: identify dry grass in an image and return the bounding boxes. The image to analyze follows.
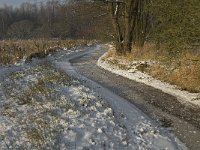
[106,43,200,93]
[0,39,94,64]
[148,52,200,93]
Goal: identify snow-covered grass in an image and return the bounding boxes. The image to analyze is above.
[97,45,200,107]
[0,63,129,149]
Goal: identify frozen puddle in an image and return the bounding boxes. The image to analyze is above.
[0,45,187,149]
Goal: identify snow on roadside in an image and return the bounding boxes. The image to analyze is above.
[97,50,200,107]
[53,45,187,150]
[0,45,187,150]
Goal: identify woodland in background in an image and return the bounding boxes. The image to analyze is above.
[101,0,200,93]
[0,0,112,41]
[0,0,199,55]
[99,0,200,55]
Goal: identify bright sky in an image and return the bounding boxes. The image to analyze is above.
[0,0,44,7]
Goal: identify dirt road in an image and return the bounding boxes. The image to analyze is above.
[0,44,199,149]
[69,44,200,150]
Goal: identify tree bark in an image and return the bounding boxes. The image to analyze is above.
[109,2,124,54]
[105,0,150,55]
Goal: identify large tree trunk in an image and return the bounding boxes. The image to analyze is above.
[134,0,151,48]
[109,2,124,54]
[124,0,132,53]
[124,0,139,53]
[106,0,150,55]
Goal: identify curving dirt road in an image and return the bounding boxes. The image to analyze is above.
[1,44,198,149]
[68,44,200,150]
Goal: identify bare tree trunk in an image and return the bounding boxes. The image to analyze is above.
[134,0,150,48]
[109,2,124,54]
[124,0,139,53]
[1,16,4,34]
[124,1,132,53]
[105,0,150,55]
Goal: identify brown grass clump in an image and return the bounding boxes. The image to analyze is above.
[0,39,94,64]
[148,52,200,93]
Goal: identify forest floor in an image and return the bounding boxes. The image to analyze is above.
[0,44,187,149]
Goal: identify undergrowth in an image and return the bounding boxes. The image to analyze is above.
[0,39,94,64]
